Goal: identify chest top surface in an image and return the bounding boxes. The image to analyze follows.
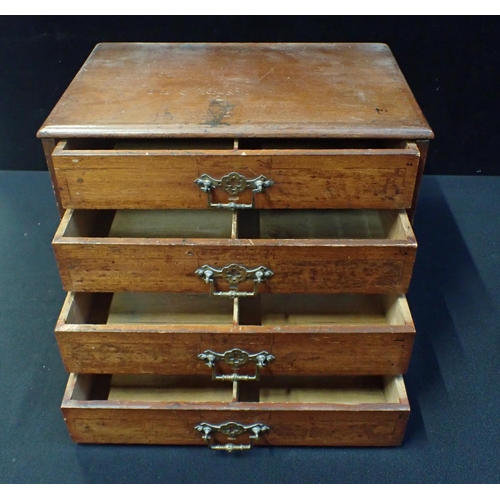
[38,42,433,140]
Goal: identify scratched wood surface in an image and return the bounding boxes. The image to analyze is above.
[55,292,415,376]
[37,43,433,140]
[52,209,417,294]
[61,373,409,446]
[51,139,420,210]
[40,43,429,447]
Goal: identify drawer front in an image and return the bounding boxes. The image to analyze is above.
[53,209,417,294]
[56,293,415,376]
[52,140,420,210]
[62,374,410,447]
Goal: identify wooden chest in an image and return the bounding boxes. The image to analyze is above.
[38,43,432,450]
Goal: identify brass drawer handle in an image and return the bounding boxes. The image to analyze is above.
[195,263,273,298]
[194,171,274,209]
[198,348,275,381]
[195,422,270,452]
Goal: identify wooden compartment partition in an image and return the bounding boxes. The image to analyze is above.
[52,209,417,294]
[61,373,410,446]
[55,292,415,376]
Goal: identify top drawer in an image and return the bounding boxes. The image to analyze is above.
[52,138,420,210]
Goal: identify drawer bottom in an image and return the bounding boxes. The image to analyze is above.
[61,374,410,448]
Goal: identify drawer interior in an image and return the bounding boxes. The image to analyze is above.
[107,293,235,325]
[59,137,409,152]
[60,209,234,239]
[239,210,409,239]
[245,376,393,404]
[60,292,412,328]
[109,376,235,403]
[58,209,413,241]
[236,138,408,150]
[109,210,233,238]
[262,210,386,239]
[239,294,411,327]
[62,292,235,326]
[67,374,406,406]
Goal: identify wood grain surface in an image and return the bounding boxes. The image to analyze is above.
[55,292,415,376]
[42,42,428,448]
[52,209,417,294]
[51,139,420,210]
[37,43,433,139]
[61,374,410,446]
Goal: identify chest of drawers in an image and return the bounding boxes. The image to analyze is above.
[38,42,432,450]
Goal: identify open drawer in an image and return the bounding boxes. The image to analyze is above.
[52,208,417,294]
[51,138,420,210]
[56,291,415,376]
[61,374,410,447]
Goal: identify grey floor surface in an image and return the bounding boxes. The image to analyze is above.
[0,172,498,483]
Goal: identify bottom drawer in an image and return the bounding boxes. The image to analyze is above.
[61,374,410,448]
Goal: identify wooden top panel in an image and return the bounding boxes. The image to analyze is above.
[38,43,433,139]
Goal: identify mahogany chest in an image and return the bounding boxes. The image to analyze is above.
[38,42,432,450]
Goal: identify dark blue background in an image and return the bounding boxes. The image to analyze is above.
[1,17,499,484]
[0,15,498,174]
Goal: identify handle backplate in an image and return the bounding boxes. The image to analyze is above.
[198,348,275,381]
[194,171,274,209]
[195,263,273,298]
[195,422,269,452]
